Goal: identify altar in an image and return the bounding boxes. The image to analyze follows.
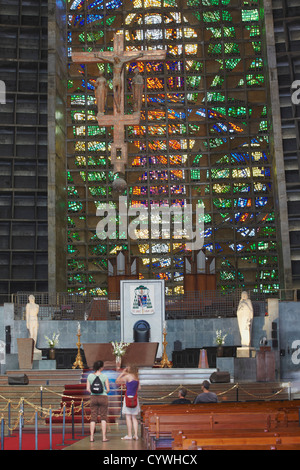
[83,342,159,369]
[82,342,218,384]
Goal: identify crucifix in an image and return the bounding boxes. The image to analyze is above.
[72,32,166,179]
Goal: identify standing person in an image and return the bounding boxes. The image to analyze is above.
[86,360,110,442]
[116,365,140,440]
[194,380,218,403]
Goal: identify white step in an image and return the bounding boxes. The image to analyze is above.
[138,367,217,385]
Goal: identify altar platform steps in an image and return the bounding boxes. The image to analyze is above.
[0,369,84,434]
[0,385,65,405]
[138,367,217,385]
[0,384,65,434]
[45,377,123,428]
[0,369,83,386]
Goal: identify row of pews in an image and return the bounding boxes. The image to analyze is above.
[141,400,300,450]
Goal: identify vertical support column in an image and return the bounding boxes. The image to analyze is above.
[263,0,293,289]
[48,0,68,294]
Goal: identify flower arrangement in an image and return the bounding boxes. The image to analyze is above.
[44,333,60,349]
[215,330,227,346]
[111,341,130,357]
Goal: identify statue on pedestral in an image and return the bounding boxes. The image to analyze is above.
[26,295,39,351]
[94,71,108,115]
[237,291,253,347]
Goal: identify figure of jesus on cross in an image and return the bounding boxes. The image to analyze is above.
[72,32,166,178]
[94,51,143,114]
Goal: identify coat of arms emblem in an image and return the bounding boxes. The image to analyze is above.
[131,285,154,314]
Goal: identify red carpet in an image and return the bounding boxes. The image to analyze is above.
[2,432,85,450]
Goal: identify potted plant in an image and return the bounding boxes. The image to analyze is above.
[215,330,227,357]
[111,341,130,370]
[44,333,60,360]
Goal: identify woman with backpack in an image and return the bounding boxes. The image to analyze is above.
[86,360,110,442]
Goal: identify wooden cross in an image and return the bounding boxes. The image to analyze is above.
[72,32,166,174]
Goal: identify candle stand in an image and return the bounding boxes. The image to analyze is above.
[160,328,172,368]
[72,331,84,369]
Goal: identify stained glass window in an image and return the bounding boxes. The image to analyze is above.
[67,0,279,295]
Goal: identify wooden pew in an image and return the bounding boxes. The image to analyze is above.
[141,401,300,450]
[142,401,299,433]
[174,435,300,450]
[141,400,300,425]
[172,427,300,449]
[141,400,300,416]
[180,444,300,451]
[152,410,281,434]
[144,411,283,449]
[141,400,300,429]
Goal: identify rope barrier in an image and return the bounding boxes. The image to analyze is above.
[0,394,88,450]
[236,384,285,400]
[0,382,291,412]
[141,385,183,401]
[140,383,289,401]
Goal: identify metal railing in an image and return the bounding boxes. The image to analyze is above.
[13,292,92,321]
[9,289,280,321]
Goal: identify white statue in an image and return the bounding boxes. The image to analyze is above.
[237,291,253,347]
[26,295,39,351]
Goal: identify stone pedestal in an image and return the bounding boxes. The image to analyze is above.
[17,338,34,369]
[5,354,19,371]
[216,357,234,379]
[236,347,256,358]
[216,357,256,382]
[33,349,42,361]
[33,360,56,370]
[256,347,276,382]
[234,357,256,381]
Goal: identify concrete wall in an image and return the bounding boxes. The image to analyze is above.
[279,302,300,380]
[47,0,68,293]
[0,304,120,354]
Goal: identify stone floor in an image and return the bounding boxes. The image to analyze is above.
[63,424,146,451]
